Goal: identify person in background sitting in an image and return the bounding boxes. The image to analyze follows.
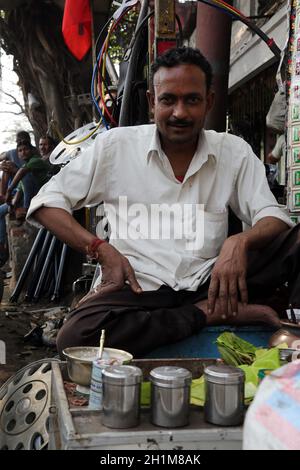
[38,135,59,177]
[6,141,51,222]
[0,131,34,264]
[39,135,56,162]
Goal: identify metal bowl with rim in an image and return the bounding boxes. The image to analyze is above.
[62,346,133,387]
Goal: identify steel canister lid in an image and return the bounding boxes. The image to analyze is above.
[204,364,245,384]
[102,365,142,385]
[149,366,192,388]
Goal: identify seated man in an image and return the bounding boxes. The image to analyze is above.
[0,131,33,264]
[27,47,298,358]
[6,140,51,219]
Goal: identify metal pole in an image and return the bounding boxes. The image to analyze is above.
[154,0,176,57]
[196,1,233,131]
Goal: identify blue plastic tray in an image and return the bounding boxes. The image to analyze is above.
[146,326,276,358]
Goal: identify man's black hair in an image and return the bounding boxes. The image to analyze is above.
[150,47,213,92]
[17,140,32,150]
[16,130,31,144]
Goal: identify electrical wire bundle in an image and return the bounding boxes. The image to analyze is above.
[51,1,139,145]
[91,3,138,129]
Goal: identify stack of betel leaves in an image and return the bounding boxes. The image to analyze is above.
[190,332,282,407]
[216,332,257,366]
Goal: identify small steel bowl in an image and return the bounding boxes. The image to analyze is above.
[268,328,300,348]
[63,346,133,387]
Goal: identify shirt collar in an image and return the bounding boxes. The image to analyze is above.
[146,126,216,172]
[147,126,164,162]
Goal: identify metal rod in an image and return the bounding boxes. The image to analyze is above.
[9,228,47,302]
[42,257,55,295]
[51,243,68,301]
[25,231,53,300]
[33,235,58,301]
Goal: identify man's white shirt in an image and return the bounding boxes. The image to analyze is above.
[27,124,292,291]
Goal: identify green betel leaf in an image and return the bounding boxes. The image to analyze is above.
[216,332,258,365]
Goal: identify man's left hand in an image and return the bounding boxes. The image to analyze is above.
[208,234,248,318]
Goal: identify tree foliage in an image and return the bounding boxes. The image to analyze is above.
[109,8,139,63]
[0,0,98,140]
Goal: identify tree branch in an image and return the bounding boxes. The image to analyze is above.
[0,90,25,114]
[0,110,24,116]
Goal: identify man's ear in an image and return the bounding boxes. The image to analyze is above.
[146,89,155,113]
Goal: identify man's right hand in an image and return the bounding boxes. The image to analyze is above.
[0,161,18,175]
[75,243,143,308]
[96,242,143,295]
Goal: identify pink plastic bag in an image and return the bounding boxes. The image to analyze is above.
[243,359,300,450]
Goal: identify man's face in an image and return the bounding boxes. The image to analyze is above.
[18,145,32,161]
[149,64,214,146]
[39,138,50,156]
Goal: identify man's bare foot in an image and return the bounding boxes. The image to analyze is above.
[195,299,281,328]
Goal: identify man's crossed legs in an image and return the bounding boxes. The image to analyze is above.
[57,225,300,357]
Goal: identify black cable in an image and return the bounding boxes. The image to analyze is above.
[99,71,118,106]
[94,5,133,54]
[198,0,281,59]
[119,0,150,126]
[95,15,114,54]
[175,14,183,46]
[123,10,154,63]
[95,7,134,122]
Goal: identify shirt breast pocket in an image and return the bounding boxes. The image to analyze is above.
[189,210,228,259]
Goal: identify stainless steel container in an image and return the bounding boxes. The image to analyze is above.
[204,364,245,426]
[102,365,142,429]
[150,366,192,428]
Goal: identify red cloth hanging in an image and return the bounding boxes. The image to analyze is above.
[62,0,92,60]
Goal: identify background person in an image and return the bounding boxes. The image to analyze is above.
[6,141,51,221]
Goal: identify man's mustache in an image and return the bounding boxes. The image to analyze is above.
[167,119,193,127]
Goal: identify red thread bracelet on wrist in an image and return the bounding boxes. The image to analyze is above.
[86,237,106,259]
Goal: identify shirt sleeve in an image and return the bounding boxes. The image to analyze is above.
[25,157,48,171]
[229,139,293,228]
[26,131,110,227]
